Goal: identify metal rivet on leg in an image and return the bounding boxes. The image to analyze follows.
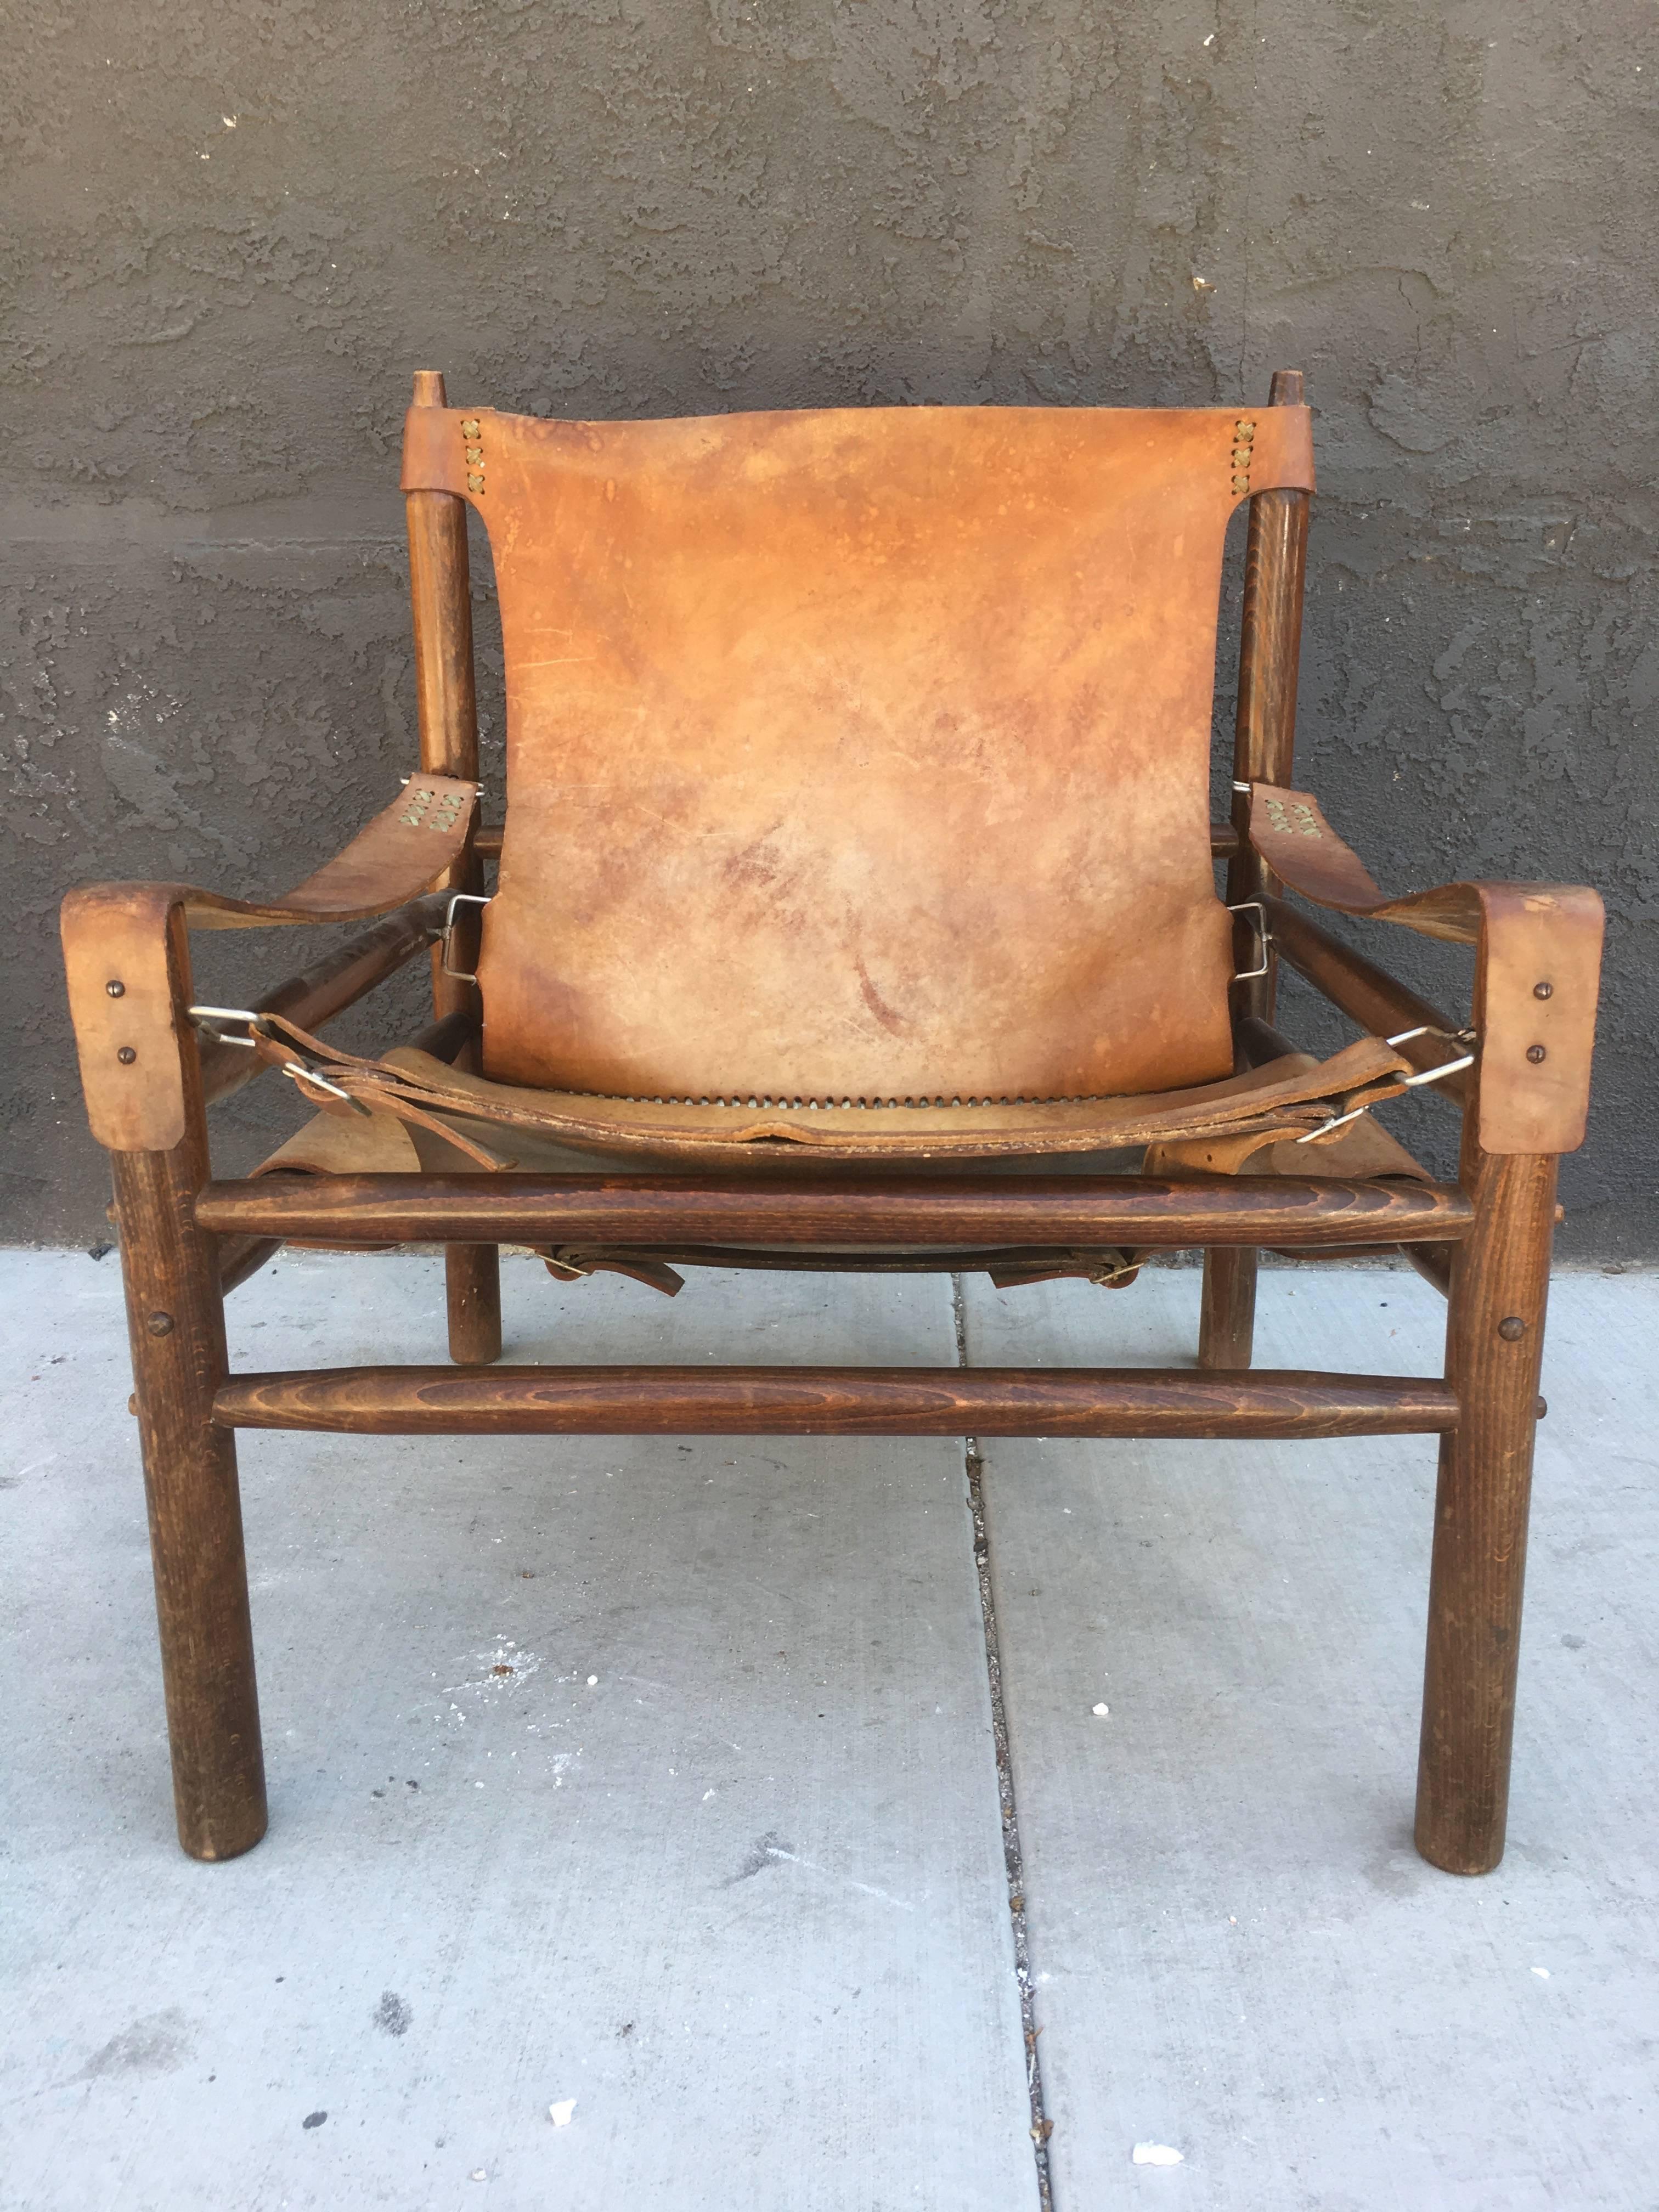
[1498,1316,1526,1341]
[1526,1043,1547,1064]
[1533,980,1553,1000]
[117,1046,137,1064]
[106,979,126,997]
[1536,1396,1548,1418]
[147,1311,175,1336]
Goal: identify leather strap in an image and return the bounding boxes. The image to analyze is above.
[1249,784,1602,1153]
[240,1015,1423,1168]
[61,776,477,1151]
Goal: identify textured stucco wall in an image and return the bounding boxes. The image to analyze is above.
[3,1,1654,1252]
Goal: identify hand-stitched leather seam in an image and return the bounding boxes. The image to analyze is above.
[460,415,485,496]
[1231,416,1255,498]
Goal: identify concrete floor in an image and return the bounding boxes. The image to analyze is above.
[1,1249,1655,2211]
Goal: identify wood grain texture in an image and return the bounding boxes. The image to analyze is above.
[194,1171,1477,1250]
[1414,1141,1558,1874]
[1207,373,1310,1372]
[407,371,499,1365]
[1199,1248,1257,1369]
[213,1364,1459,1438]
[110,911,266,1860]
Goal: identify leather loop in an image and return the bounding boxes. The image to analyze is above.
[1248,784,1602,1153]
[62,778,477,1152]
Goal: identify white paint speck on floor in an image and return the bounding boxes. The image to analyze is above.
[1,1248,1655,2210]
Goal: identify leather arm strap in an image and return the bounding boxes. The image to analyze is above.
[62,775,477,1152]
[1248,783,1603,1154]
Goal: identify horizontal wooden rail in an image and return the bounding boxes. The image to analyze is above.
[213,1364,1459,1438]
[195,1171,1475,1251]
[198,896,445,1104]
[1263,897,1471,1104]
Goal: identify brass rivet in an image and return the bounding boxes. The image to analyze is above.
[106,979,125,998]
[147,1311,175,1337]
[1533,980,1553,1000]
[117,1046,137,1064]
[1536,1395,1548,1419]
[1526,1043,1547,1064]
[1498,1316,1526,1341]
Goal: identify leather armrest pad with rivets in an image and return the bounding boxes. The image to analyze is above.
[1249,784,1604,1154]
[61,775,477,1152]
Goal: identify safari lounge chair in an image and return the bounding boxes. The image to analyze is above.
[62,370,1602,1872]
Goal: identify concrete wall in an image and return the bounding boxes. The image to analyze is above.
[3,1,1653,1252]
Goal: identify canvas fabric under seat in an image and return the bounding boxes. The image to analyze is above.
[400,402,1316,1107]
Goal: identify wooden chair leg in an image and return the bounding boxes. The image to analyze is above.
[1200,1247,1257,1369]
[447,1243,503,1365]
[1415,1150,1557,1875]
[114,1144,267,1861]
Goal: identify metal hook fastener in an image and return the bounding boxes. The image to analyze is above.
[1294,1032,1477,1144]
[185,1004,269,1051]
[1227,900,1271,983]
[280,1060,371,1116]
[441,892,493,984]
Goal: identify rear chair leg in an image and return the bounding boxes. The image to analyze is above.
[447,1244,503,1365]
[1415,1150,1557,1875]
[1200,1248,1257,1369]
[114,1144,267,1861]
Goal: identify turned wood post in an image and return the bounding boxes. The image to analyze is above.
[407,368,501,1365]
[112,906,267,1860]
[1201,367,1311,1372]
[1414,1120,1558,1874]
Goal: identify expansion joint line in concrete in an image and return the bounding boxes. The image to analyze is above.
[951,1275,1054,2212]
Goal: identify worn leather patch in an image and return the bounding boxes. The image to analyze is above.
[398,402,1315,1102]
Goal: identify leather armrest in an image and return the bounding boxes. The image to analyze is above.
[1248,783,1603,1154]
[62,775,476,1152]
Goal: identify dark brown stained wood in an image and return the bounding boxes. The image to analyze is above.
[218,1232,281,1297]
[1402,1243,1454,1297]
[195,1171,1476,1250]
[1208,371,1310,1370]
[110,912,267,1861]
[407,369,500,1365]
[1199,1249,1256,1370]
[1227,366,1310,1023]
[196,898,443,1105]
[213,1364,1458,1438]
[405,1007,478,1063]
[445,1245,503,1364]
[1265,897,1472,1103]
[1414,1138,1558,1875]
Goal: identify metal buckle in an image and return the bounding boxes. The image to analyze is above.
[1228,900,1271,983]
[1294,1028,1477,1144]
[441,892,493,984]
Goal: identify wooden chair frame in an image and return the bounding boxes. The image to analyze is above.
[66,370,1593,1874]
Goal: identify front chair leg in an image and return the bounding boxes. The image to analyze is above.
[1415,1149,1557,1875]
[1199,1247,1257,1369]
[114,1144,267,1861]
[447,1244,503,1364]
